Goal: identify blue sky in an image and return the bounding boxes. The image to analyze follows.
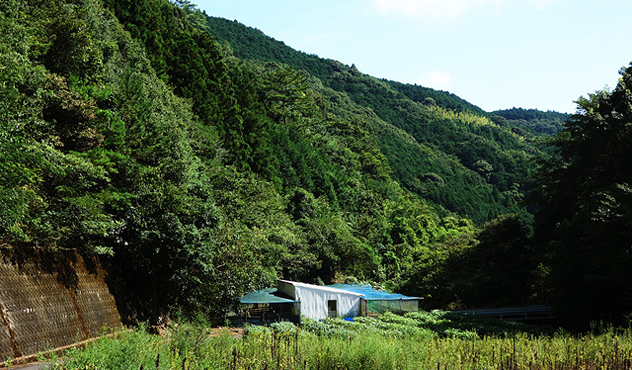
[193,0,632,113]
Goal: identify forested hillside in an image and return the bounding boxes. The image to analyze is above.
[493,108,569,137]
[3,0,627,326]
[0,0,479,322]
[202,14,542,224]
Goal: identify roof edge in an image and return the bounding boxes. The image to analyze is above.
[277,279,365,297]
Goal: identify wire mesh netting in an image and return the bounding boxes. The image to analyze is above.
[0,248,121,360]
[326,283,420,316]
[366,299,419,315]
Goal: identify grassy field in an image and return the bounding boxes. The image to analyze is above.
[32,312,632,370]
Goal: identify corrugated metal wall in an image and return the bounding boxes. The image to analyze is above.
[0,248,121,360]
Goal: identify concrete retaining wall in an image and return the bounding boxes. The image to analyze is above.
[0,248,121,360]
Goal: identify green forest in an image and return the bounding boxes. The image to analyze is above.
[1,0,631,328]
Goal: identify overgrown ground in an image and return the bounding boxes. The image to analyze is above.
[31,312,632,370]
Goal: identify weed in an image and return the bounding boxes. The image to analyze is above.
[58,312,632,369]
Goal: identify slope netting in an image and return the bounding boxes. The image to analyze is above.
[0,248,121,360]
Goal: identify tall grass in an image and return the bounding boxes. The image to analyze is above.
[47,313,632,370]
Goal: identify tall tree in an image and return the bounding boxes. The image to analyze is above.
[534,64,632,323]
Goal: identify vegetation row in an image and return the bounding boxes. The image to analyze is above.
[43,313,632,370]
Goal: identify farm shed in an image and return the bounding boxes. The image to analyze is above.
[236,280,420,323]
[277,279,365,320]
[328,283,420,316]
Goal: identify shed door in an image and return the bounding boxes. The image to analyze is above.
[327,300,337,318]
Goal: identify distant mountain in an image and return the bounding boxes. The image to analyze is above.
[493,107,570,137]
[385,79,488,116]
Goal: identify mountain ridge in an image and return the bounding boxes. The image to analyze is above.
[195,9,548,224]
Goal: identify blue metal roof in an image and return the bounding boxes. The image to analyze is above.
[239,288,297,304]
[240,283,418,304]
[326,284,419,301]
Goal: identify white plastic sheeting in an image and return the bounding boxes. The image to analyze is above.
[277,280,364,320]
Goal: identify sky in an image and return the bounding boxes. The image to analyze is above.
[193,0,632,113]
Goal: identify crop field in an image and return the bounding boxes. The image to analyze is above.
[40,312,632,370]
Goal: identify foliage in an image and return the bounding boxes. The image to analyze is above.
[53,316,632,370]
[387,79,488,116]
[399,215,542,309]
[0,0,273,321]
[201,15,337,83]
[493,107,569,137]
[533,64,632,324]
[301,311,546,339]
[0,0,491,323]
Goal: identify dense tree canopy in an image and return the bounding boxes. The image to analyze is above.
[5,0,624,325]
[493,108,569,137]
[534,65,632,323]
[0,0,488,322]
